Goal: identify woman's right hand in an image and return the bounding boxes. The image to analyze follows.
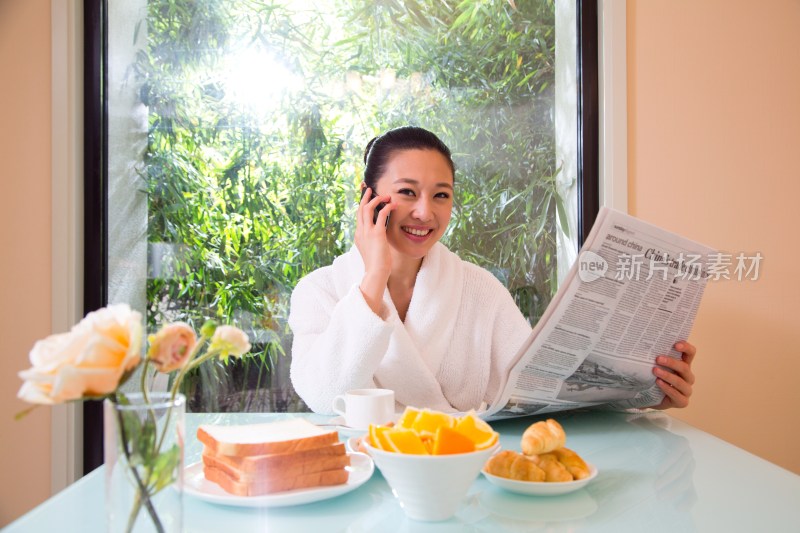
[355,187,395,315]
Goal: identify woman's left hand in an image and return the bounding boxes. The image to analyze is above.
[650,341,697,410]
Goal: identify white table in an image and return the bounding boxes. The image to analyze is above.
[6,409,800,532]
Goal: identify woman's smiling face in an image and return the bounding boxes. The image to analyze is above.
[373,149,454,260]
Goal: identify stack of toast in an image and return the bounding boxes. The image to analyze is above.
[198,419,350,496]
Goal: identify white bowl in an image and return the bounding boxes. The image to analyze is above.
[364,442,497,521]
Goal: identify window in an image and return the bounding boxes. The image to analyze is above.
[82,0,600,472]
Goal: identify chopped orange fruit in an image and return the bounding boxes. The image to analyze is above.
[396,407,421,429]
[454,411,499,450]
[432,426,476,455]
[421,433,435,454]
[368,424,392,451]
[368,407,499,456]
[383,428,429,454]
[412,409,456,435]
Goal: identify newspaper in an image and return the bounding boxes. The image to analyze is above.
[483,207,716,420]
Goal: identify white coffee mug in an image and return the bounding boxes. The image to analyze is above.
[332,388,395,430]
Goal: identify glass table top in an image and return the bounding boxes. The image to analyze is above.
[7,409,800,532]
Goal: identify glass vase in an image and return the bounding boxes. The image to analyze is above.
[104,392,185,533]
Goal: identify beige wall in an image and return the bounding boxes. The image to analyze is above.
[0,0,53,526]
[1,0,799,525]
[628,0,800,474]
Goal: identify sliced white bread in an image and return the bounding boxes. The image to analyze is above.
[202,464,349,496]
[202,441,347,475]
[202,450,351,482]
[197,419,338,457]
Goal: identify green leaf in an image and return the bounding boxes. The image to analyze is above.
[137,415,158,464]
[451,7,473,31]
[148,444,181,494]
[515,68,538,88]
[555,192,570,239]
[534,190,552,238]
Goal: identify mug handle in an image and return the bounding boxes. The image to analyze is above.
[332,395,346,417]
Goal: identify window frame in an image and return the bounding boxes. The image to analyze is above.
[76,0,608,474]
[82,0,107,475]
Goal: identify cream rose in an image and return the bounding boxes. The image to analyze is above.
[147,322,196,373]
[208,325,251,358]
[17,304,143,404]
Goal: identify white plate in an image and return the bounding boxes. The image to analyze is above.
[482,464,598,496]
[327,416,369,436]
[346,435,366,454]
[183,452,374,507]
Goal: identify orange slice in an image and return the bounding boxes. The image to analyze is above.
[396,407,421,429]
[412,409,456,436]
[370,407,498,455]
[383,428,429,454]
[432,426,476,455]
[420,433,435,454]
[454,411,499,450]
[368,424,392,451]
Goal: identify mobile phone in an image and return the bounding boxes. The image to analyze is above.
[360,189,390,227]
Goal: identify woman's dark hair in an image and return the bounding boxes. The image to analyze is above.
[363,126,455,190]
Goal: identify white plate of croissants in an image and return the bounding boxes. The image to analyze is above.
[482,419,597,496]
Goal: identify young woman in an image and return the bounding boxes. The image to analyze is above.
[288,126,697,414]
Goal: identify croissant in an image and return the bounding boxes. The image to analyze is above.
[552,447,590,480]
[521,419,566,455]
[530,453,573,482]
[484,450,516,477]
[485,450,546,482]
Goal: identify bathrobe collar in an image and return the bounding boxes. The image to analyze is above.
[331,242,464,381]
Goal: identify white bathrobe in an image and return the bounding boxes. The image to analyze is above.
[288,242,533,414]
